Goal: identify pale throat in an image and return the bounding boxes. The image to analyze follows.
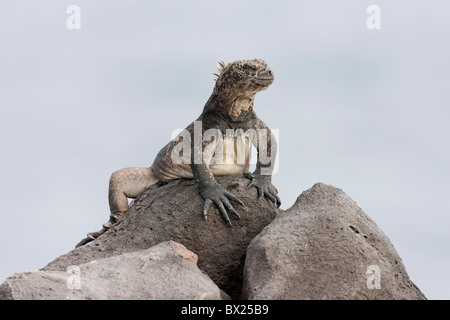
[228,95,255,118]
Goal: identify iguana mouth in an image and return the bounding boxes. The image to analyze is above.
[250,73,274,86]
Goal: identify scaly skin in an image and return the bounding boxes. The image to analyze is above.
[76,59,280,248]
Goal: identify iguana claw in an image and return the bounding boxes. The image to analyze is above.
[200,182,244,226]
[244,172,281,207]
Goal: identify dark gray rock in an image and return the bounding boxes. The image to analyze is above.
[0,241,226,300]
[242,183,426,300]
[43,176,280,299]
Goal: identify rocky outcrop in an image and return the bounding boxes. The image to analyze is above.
[0,179,426,300]
[0,241,227,300]
[43,176,280,299]
[242,183,426,300]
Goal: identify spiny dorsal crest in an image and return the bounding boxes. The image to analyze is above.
[213,59,268,81]
[214,60,228,81]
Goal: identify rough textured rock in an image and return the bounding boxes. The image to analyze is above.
[0,241,226,300]
[242,183,426,300]
[43,176,280,299]
[2,179,426,300]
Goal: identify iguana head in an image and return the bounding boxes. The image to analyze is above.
[214,58,274,96]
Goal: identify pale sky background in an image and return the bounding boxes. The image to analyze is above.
[1,0,449,299]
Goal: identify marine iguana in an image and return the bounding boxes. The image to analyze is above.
[76,58,280,247]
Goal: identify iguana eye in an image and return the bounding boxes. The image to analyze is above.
[242,64,257,73]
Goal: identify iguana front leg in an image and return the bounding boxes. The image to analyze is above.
[191,162,243,226]
[190,135,243,226]
[245,121,281,207]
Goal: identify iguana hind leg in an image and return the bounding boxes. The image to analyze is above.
[75,167,157,248]
[106,167,157,227]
